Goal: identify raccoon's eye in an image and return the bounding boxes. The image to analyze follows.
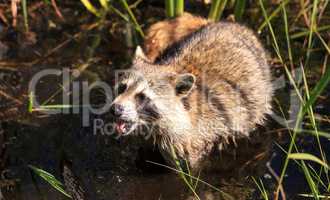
[135,93,146,104]
[117,83,127,94]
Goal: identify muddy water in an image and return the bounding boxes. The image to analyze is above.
[3,86,330,200]
[3,113,271,200]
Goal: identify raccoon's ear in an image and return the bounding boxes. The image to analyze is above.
[134,46,149,62]
[175,73,196,97]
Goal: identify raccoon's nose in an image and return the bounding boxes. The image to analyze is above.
[110,104,124,117]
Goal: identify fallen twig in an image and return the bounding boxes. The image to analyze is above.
[0,89,23,105]
[267,162,287,200]
[0,8,8,24]
[51,0,64,20]
[11,0,20,27]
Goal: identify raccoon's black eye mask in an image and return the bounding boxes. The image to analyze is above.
[175,73,196,97]
[117,83,127,95]
[136,93,160,121]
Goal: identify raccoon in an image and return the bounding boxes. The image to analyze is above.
[143,13,210,62]
[110,15,273,171]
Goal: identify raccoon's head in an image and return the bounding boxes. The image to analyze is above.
[110,47,196,136]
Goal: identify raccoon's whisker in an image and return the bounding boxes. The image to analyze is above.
[138,111,160,119]
[139,114,159,121]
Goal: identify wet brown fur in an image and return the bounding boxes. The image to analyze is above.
[116,14,273,172]
[143,13,210,62]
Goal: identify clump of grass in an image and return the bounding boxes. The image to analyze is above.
[165,0,184,18]
[252,177,269,200]
[258,0,330,199]
[147,144,234,200]
[169,145,201,200]
[29,165,72,198]
[257,0,290,33]
[80,0,144,37]
[233,0,246,21]
[120,0,144,37]
[208,0,228,21]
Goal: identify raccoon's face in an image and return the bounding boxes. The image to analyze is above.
[110,67,196,136]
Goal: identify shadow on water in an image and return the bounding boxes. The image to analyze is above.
[3,113,330,200]
[3,114,275,200]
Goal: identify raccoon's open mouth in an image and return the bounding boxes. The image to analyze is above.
[114,119,137,136]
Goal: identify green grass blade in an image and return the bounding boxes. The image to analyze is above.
[28,92,34,113]
[165,0,175,18]
[300,63,326,167]
[296,129,330,139]
[259,0,303,102]
[175,0,184,16]
[146,160,234,200]
[316,31,330,54]
[193,170,201,190]
[99,0,109,10]
[29,165,72,198]
[258,0,283,62]
[208,0,228,21]
[234,0,246,21]
[306,0,319,60]
[288,153,329,169]
[184,159,193,185]
[215,0,228,20]
[299,194,330,198]
[307,164,328,190]
[208,0,221,20]
[39,105,75,109]
[300,162,320,200]
[80,0,101,17]
[290,31,310,40]
[109,4,130,22]
[281,3,293,69]
[303,66,330,115]
[120,0,144,37]
[21,0,28,31]
[252,177,269,200]
[291,25,330,39]
[258,0,289,33]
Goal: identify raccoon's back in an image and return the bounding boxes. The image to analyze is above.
[158,22,273,135]
[144,13,210,62]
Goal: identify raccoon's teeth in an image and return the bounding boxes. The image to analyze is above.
[116,121,126,134]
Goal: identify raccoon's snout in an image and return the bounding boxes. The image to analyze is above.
[110,103,124,118]
[110,102,138,135]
